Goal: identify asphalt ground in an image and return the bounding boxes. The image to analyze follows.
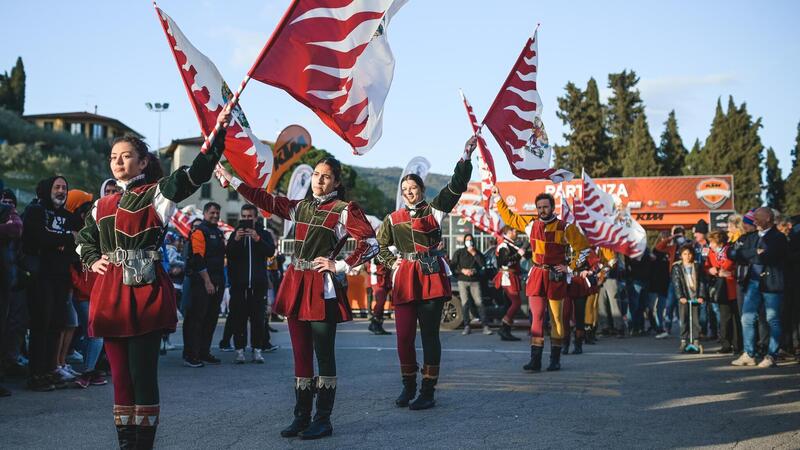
[1,319,799,449]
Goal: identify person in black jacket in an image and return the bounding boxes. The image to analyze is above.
[450,234,492,335]
[22,176,77,391]
[670,244,708,352]
[226,204,276,364]
[731,207,788,368]
[786,216,800,357]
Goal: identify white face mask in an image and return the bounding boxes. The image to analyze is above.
[465,240,473,249]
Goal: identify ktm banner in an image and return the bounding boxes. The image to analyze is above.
[267,125,313,193]
[458,175,735,229]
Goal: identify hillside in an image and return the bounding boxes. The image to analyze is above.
[351,165,450,204]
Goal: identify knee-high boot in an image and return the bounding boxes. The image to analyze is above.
[547,346,562,371]
[133,405,159,450]
[299,376,336,440]
[114,405,136,450]
[523,345,544,372]
[281,377,314,437]
[396,364,417,407]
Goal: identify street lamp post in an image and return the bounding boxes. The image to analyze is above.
[145,102,170,150]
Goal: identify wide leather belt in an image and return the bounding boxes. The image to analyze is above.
[531,262,555,271]
[400,252,438,261]
[105,249,162,265]
[293,259,316,271]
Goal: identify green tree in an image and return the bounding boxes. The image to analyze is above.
[8,57,25,114]
[764,147,785,211]
[555,78,612,177]
[606,70,644,176]
[657,110,687,176]
[622,113,660,177]
[683,139,703,175]
[784,121,800,214]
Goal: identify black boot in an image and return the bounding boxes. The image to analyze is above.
[395,375,416,407]
[547,346,562,371]
[133,405,159,450]
[299,377,336,440]
[523,346,543,372]
[498,322,521,341]
[371,318,391,335]
[135,426,156,450]
[409,365,438,410]
[281,377,314,437]
[563,331,572,355]
[573,331,584,355]
[115,425,137,450]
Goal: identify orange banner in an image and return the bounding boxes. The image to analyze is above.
[267,125,313,193]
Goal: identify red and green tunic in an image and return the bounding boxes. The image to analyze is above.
[493,242,523,293]
[233,182,378,322]
[377,159,472,304]
[78,135,225,338]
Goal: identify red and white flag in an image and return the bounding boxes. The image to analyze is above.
[482,28,572,183]
[156,5,273,189]
[559,193,575,225]
[248,0,408,154]
[573,173,647,258]
[459,90,496,211]
[171,205,234,238]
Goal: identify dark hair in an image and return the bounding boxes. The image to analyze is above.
[314,157,346,200]
[203,201,221,212]
[2,188,16,207]
[679,243,695,259]
[110,135,163,183]
[535,193,555,209]
[401,173,425,194]
[241,203,258,214]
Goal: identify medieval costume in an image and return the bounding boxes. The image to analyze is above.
[496,198,589,372]
[367,260,392,335]
[377,156,472,410]
[225,177,378,440]
[493,240,528,341]
[77,129,227,448]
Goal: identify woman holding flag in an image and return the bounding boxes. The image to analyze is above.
[214,157,378,440]
[376,136,476,410]
[77,106,232,449]
[494,226,529,341]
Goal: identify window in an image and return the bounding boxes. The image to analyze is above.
[91,123,106,139]
[43,121,54,131]
[226,214,239,227]
[200,183,211,199]
[227,189,239,201]
[69,122,84,135]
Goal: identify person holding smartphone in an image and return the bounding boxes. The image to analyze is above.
[225,204,276,364]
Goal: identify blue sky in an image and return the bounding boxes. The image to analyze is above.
[2,0,799,181]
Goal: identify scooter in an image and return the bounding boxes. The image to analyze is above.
[683,299,704,354]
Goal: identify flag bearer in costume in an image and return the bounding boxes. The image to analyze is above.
[563,249,601,355]
[377,136,477,410]
[493,187,589,372]
[214,157,378,440]
[77,107,232,449]
[493,226,529,341]
[367,257,392,335]
[585,247,616,344]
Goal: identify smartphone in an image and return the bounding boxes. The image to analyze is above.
[238,219,254,230]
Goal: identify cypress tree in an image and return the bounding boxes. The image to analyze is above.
[764,147,785,211]
[8,57,25,114]
[683,139,703,175]
[606,70,644,176]
[720,97,763,212]
[555,78,612,176]
[784,121,800,214]
[622,113,660,177]
[657,110,687,176]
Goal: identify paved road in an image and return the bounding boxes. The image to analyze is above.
[2,319,799,449]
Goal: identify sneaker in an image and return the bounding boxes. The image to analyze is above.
[235,350,246,365]
[757,355,777,368]
[482,326,494,336]
[252,349,264,364]
[183,358,205,368]
[201,354,221,365]
[462,326,471,336]
[678,340,688,353]
[90,373,108,386]
[27,375,55,392]
[75,373,91,389]
[218,342,234,352]
[731,353,757,367]
[63,364,82,378]
[262,343,279,353]
[655,331,669,339]
[56,366,76,382]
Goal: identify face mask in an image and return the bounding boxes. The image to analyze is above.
[675,237,686,245]
[465,240,473,249]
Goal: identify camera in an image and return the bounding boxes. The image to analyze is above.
[238,219,254,230]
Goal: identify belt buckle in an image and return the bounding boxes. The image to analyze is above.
[112,248,126,266]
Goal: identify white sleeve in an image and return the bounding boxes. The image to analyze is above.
[430,207,448,225]
[153,186,178,225]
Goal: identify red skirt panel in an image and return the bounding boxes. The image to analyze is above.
[493,270,522,293]
[89,265,177,338]
[391,258,451,304]
[274,266,353,322]
[525,266,567,300]
[567,275,594,299]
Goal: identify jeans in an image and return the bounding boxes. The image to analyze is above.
[648,292,665,332]
[627,281,647,332]
[75,300,103,371]
[663,283,678,333]
[457,281,486,326]
[741,279,783,357]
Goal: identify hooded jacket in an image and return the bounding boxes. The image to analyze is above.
[22,176,77,277]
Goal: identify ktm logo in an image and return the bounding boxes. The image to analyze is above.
[696,178,731,210]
